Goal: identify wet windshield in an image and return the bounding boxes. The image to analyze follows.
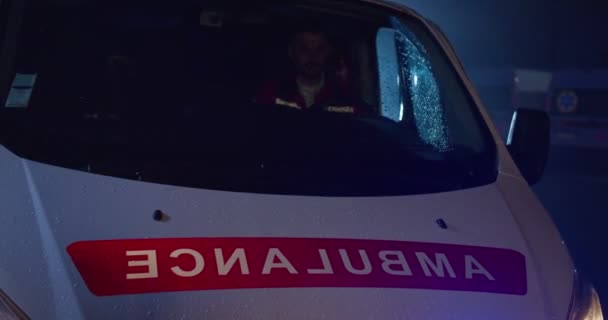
[0,0,496,196]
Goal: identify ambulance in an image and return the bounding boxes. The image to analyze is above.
[0,0,603,319]
[471,66,608,149]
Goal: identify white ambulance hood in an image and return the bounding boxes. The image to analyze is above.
[0,145,573,320]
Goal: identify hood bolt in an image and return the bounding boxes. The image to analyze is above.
[153,210,166,222]
[435,218,448,230]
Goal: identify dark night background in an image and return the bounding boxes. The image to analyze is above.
[406,0,608,309]
[407,0,608,69]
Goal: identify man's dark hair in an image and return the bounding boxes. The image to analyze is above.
[287,22,330,45]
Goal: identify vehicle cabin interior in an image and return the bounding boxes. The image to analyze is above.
[0,0,498,196]
[13,1,386,117]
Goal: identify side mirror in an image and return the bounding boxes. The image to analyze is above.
[506,109,550,185]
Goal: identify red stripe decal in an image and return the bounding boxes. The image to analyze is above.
[67,237,527,296]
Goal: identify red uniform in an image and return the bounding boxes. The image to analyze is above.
[254,74,369,115]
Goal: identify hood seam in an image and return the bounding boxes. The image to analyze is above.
[22,160,85,320]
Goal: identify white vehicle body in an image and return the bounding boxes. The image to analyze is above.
[0,0,602,319]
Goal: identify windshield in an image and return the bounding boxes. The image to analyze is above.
[0,0,496,196]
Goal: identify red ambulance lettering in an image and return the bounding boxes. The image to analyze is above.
[465,255,495,280]
[379,250,412,276]
[339,249,372,275]
[67,237,526,296]
[215,248,249,275]
[125,250,158,280]
[415,252,456,278]
[170,249,204,277]
[306,249,334,274]
[262,248,298,275]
